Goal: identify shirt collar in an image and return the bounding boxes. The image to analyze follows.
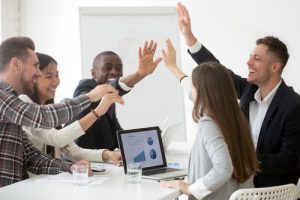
[254,79,282,104]
[0,80,18,95]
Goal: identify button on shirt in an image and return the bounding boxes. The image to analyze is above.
[249,80,282,147]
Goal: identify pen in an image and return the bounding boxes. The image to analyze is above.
[158,176,185,182]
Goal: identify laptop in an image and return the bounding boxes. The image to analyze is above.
[117,126,187,181]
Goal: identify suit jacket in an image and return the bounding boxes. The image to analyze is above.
[70,78,128,151]
[189,45,300,187]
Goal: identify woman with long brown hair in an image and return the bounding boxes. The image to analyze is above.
[161,39,259,200]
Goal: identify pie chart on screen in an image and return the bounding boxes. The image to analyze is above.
[149,149,157,159]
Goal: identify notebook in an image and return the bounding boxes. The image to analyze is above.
[117,126,187,181]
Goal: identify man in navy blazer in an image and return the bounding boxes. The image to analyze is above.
[70,41,162,151]
[177,3,300,187]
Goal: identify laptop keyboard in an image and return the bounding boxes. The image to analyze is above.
[142,168,179,176]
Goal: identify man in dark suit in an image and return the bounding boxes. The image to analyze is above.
[177,3,300,187]
[71,40,162,151]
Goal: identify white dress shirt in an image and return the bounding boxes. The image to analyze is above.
[188,41,202,54]
[187,41,283,148]
[249,80,282,147]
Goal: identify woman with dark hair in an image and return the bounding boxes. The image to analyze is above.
[20,53,124,164]
[161,39,259,200]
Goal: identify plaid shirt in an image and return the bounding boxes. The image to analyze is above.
[0,81,91,187]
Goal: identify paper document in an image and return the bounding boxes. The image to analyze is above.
[91,162,123,171]
[36,172,108,185]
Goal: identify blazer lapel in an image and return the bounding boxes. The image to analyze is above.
[239,85,257,119]
[256,101,279,150]
[240,85,257,104]
[256,81,286,150]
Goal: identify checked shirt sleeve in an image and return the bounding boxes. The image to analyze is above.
[0,92,90,129]
[23,133,71,175]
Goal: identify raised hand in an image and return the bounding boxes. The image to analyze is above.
[119,40,162,88]
[138,40,162,76]
[162,39,186,79]
[162,39,177,69]
[177,2,197,46]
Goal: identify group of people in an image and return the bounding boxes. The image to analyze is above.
[0,2,300,200]
[0,35,161,186]
[160,3,300,200]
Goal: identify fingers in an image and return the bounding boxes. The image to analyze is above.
[162,39,175,57]
[161,49,167,59]
[142,40,156,56]
[177,2,184,17]
[100,84,118,94]
[96,94,124,117]
[138,47,142,59]
[142,41,149,56]
[113,94,124,105]
[143,41,149,54]
[108,152,122,166]
[115,97,124,105]
[117,161,123,167]
[98,84,113,92]
[177,2,189,21]
[152,41,157,54]
[182,4,190,20]
[166,38,175,50]
[148,40,154,50]
[161,180,178,188]
[88,168,94,176]
[154,57,163,67]
[103,93,124,105]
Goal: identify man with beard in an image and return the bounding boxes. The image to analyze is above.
[72,40,162,151]
[175,3,300,188]
[0,36,119,187]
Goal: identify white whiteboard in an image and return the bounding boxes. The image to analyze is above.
[79,7,186,142]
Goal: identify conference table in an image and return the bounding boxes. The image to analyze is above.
[0,142,190,200]
[0,170,181,200]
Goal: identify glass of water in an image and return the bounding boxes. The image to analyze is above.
[127,163,142,184]
[71,163,88,186]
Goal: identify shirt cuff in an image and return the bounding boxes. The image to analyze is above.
[76,95,92,111]
[180,77,194,102]
[59,161,73,173]
[188,41,202,54]
[118,78,132,91]
[189,179,212,200]
[73,120,85,135]
[101,149,110,162]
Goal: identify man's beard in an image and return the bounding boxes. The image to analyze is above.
[20,77,34,96]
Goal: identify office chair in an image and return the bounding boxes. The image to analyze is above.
[229,183,297,200]
[296,178,300,199]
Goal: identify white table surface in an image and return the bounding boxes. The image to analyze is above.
[0,169,181,200]
[0,143,190,200]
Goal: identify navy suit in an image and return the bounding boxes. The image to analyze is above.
[189,45,300,187]
[69,78,128,151]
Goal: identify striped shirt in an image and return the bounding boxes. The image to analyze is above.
[0,80,91,187]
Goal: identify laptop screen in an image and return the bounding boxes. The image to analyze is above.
[117,126,167,173]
